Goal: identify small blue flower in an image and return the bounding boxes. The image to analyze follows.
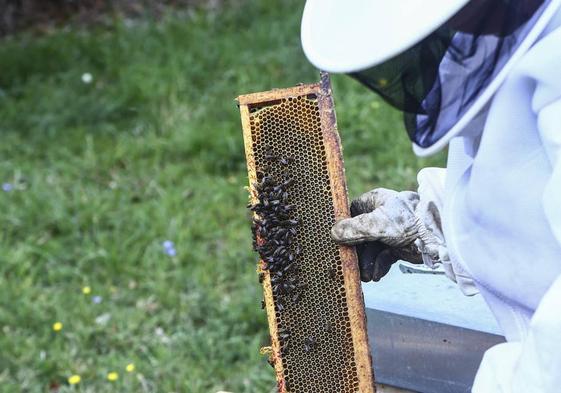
[2,183,13,192]
[162,240,177,256]
[92,295,103,304]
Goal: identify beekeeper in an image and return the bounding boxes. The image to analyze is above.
[301,0,561,391]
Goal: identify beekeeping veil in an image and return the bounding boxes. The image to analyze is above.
[301,0,561,155]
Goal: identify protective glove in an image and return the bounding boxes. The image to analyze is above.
[331,169,446,282]
[331,188,422,281]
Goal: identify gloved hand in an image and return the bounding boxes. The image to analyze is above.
[331,186,443,282]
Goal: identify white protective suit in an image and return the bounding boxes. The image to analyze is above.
[420,6,561,391]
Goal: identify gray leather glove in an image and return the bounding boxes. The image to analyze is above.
[331,188,426,282]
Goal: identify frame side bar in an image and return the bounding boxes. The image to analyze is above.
[318,71,376,393]
[239,104,287,391]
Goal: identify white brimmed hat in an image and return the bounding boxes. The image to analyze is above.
[301,0,561,156]
[302,0,470,73]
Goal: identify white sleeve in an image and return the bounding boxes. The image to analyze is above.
[416,167,479,295]
[472,25,561,393]
[472,275,561,393]
[538,98,561,245]
[529,26,561,246]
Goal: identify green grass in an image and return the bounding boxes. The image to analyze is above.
[0,1,445,392]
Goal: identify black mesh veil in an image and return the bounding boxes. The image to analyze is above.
[350,0,549,148]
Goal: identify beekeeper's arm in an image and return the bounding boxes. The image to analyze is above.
[471,26,561,393]
[331,167,475,291]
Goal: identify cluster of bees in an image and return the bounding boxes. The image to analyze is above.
[249,149,314,362]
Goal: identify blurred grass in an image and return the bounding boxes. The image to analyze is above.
[0,1,444,392]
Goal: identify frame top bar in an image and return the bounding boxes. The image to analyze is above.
[236,83,321,106]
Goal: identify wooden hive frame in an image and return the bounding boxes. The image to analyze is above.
[237,72,375,393]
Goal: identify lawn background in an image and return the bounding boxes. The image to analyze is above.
[0,1,444,392]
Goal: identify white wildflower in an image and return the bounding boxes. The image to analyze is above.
[81,72,93,84]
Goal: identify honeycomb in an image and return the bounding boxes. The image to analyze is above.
[238,76,374,393]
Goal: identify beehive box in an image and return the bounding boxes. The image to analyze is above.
[237,73,375,393]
